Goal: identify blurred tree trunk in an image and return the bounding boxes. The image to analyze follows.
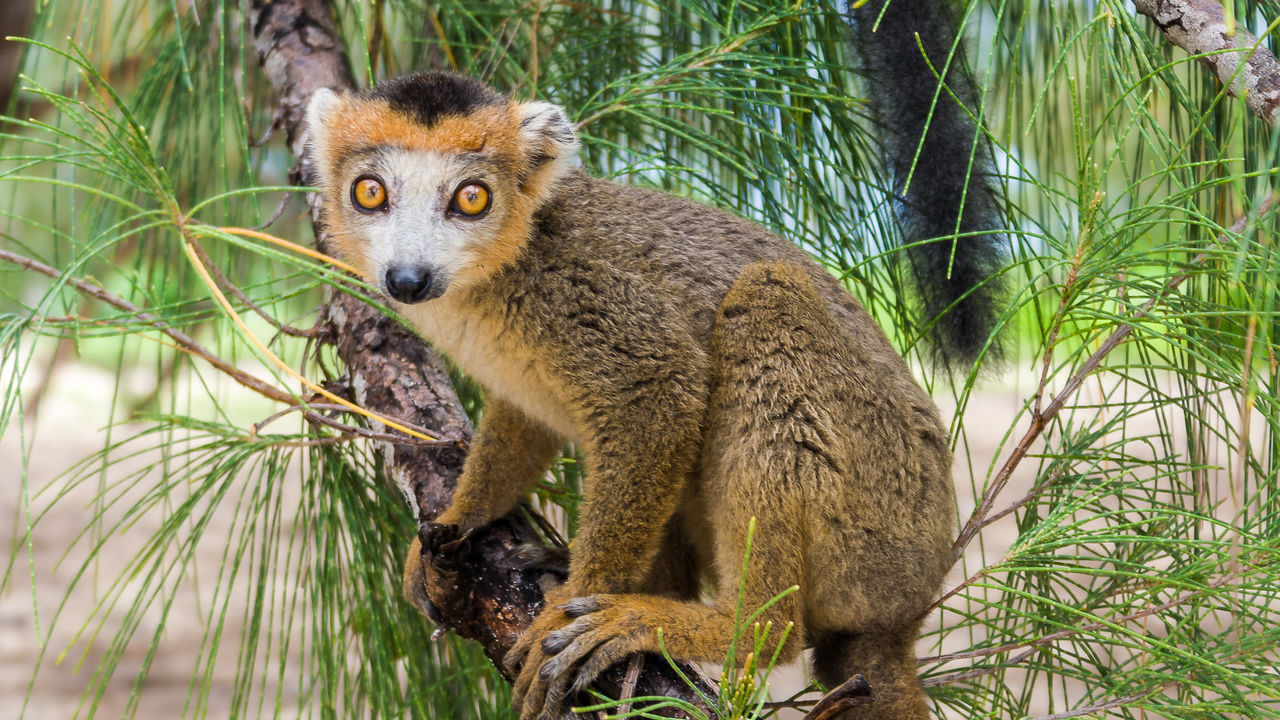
[0,0,35,111]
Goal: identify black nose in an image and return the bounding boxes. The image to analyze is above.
[384,265,434,303]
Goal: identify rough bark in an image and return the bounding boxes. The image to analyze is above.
[1134,0,1280,126]
[249,1,717,716]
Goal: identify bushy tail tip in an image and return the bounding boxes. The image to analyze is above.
[845,0,1008,370]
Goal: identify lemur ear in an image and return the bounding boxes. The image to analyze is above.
[306,88,341,153]
[514,100,578,189]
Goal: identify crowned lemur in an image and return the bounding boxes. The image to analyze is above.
[305,1,1003,717]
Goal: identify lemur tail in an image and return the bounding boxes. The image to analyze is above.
[845,0,1006,369]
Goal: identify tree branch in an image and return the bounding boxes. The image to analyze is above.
[950,194,1276,564]
[920,570,1241,671]
[1028,684,1176,720]
[1134,0,1280,126]
[1,244,458,446]
[0,245,295,406]
[248,1,718,716]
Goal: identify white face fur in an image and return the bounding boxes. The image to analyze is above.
[305,86,577,304]
[338,146,505,301]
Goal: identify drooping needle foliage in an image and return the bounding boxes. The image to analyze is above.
[1,1,1278,718]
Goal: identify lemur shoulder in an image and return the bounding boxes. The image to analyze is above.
[305,4,1003,719]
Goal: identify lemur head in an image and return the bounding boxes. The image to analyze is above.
[306,73,578,303]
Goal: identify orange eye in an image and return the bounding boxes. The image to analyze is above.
[451,182,490,218]
[351,176,387,212]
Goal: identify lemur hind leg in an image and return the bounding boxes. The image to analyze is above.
[710,262,944,720]
[529,454,808,715]
[533,261,907,717]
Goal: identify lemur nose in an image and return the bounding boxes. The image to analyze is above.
[385,265,434,303]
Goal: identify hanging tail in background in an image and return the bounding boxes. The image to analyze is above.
[845,0,1006,369]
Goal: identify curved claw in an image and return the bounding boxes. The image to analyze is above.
[560,595,605,618]
[538,632,649,719]
[569,635,641,697]
[417,593,445,625]
[516,647,558,720]
[511,593,657,719]
[539,634,614,720]
[538,628,610,683]
[402,537,446,624]
[540,610,653,718]
[542,614,606,655]
[538,671,574,720]
[508,592,579,718]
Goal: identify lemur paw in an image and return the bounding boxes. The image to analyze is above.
[418,520,470,569]
[401,536,444,623]
[513,594,658,720]
[403,522,475,624]
[508,587,577,720]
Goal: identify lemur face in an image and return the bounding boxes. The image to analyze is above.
[306,73,577,303]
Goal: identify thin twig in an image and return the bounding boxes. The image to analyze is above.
[215,226,361,275]
[264,433,384,448]
[527,496,569,549]
[180,226,440,442]
[300,410,462,447]
[186,237,318,338]
[615,654,644,716]
[250,191,295,232]
[919,571,1241,668]
[977,472,1059,531]
[249,105,283,147]
[757,686,822,713]
[800,674,875,720]
[1028,683,1175,720]
[260,401,462,448]
[919,648,1037,688]
[925,471,1063,614]
[3,245,456,449]
[255,401,351,432]
[1,246,295,405]
[951,194,1277,562]
[478,18,517,84]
